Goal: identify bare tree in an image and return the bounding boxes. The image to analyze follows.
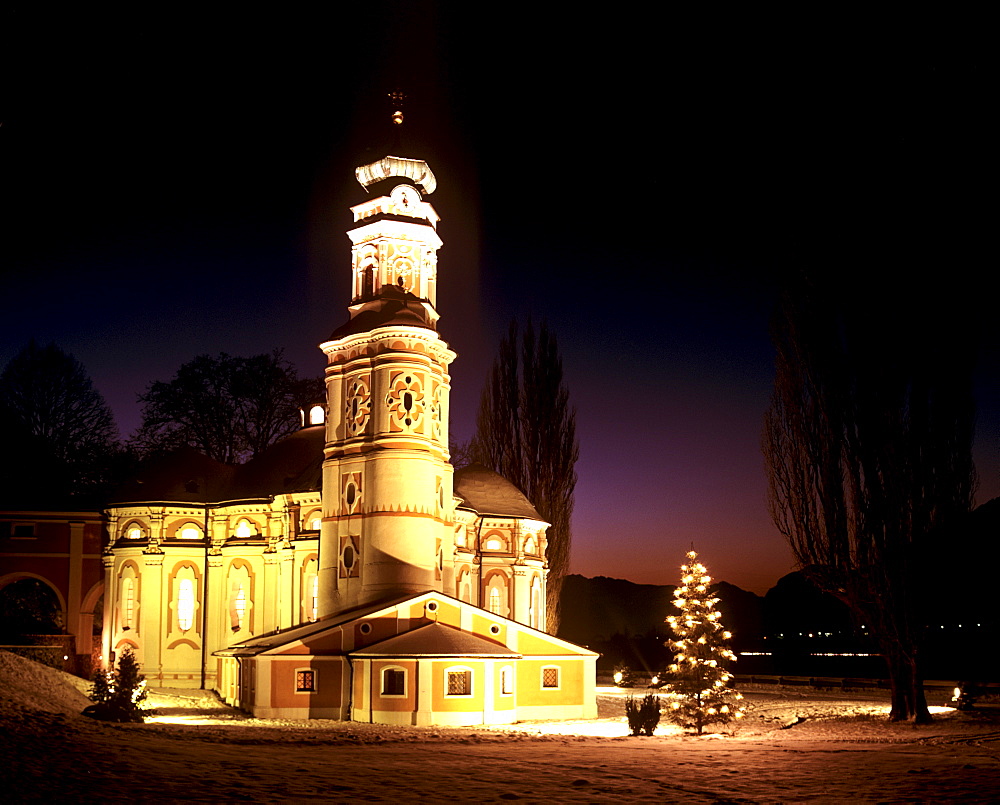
[133,351,322,464]
[0,341,120,504]
[472,319,579,634]
[763,274,977,722]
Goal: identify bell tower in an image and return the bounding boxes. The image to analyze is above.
[317,103,456,616]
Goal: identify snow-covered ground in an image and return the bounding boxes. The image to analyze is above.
[3,650,1000,802]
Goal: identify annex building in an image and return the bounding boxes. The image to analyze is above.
[96,119,597,725]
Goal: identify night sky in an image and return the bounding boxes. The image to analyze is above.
[3,6,995,594]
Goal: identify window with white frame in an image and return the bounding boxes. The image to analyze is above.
[381,667,406,696]
[500,665,514,695]
[296,669,316,692]
[446,667,472,696]
[541,666,560,689]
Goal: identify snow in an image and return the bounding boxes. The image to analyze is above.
[3,650,1000,801]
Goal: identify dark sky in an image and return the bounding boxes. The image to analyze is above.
[3,6,995,594]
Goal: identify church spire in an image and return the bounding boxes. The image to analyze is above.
[338,94,441,333]
[317,103,456,616]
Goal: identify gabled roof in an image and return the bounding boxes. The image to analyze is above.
[213,590,597,659]
[213,593,422,657]
[350,621,520,658]
[453,463,545,521]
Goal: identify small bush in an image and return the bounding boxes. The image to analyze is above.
[625,692,661,736]
[83,648,148,723]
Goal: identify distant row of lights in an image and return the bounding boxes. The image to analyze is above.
[739,652,879,658]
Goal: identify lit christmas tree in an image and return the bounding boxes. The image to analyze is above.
[663,549,745,734]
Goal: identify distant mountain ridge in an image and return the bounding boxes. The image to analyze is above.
[557,574,764,661]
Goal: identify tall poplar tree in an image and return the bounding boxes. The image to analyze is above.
[472,319,579,634]
[763,271,977,722]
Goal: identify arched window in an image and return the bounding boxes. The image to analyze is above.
[230,584,246,630]
[122,577,135,629]
[179,524,202,540]
[234,519,254,539]
[227,564,252,632]
[381,667,406,696]
[530,575,543,630]
[126,526,143,540]
[302,557,319,623]
[308,405,325,425]
[177,579,195,632]
[485,574,507,617]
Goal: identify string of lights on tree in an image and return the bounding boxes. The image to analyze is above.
[664,549,745,734]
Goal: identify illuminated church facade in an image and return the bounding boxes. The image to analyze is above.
[98,131,597,724]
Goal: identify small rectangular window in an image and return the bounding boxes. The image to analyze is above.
[382,668,405,696]
[447,669,471,696]
[501,666,513,695]
[296,670,316,692]
[542,667,560,688]
[13,523,35,539]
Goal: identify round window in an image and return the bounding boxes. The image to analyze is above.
[426,601,439,613]
[359,622,372,635]
[490,624,501,635]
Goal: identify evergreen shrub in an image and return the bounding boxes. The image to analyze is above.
[83,647,148,723]
[625,692,661,736]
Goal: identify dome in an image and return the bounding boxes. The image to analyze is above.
[453,463,544,521]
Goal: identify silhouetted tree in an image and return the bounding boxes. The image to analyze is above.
[0,578,63,638]
[472,319,578,634]
[763,273,977,722]
[0,341,120,504]
[133,351,322,464]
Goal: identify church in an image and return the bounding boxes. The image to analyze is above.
[98,113,597,725]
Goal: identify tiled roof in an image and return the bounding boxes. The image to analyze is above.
[453,463,544,521]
